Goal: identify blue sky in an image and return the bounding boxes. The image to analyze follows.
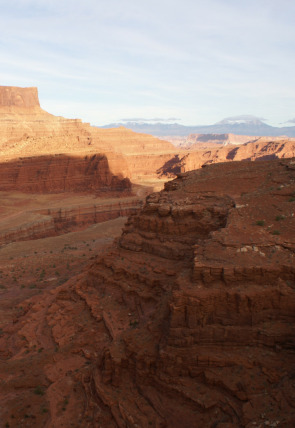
[0,0,294,126]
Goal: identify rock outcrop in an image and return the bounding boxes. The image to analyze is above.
[1,86,294,190]
[0,154,131,193]
[158,139,295,178]
[0,86,40,109]
[1,158,294,427]
[182,133,257,148]
[0,198,142,245]
[0,86,175,187]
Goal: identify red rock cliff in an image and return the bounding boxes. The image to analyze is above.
[0,86,40,108]
[1,159,294,427]
[0,153,131,193]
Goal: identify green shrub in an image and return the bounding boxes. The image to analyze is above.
[34,386,45,396]
[129,320,139,328]
[275,215,285,221]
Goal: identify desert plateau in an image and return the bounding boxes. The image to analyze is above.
[0,86,294,428]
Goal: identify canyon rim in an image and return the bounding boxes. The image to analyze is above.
[0,86,294,427]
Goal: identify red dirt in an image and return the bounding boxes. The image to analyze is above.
[0,86,295,427]
[0,159,294,427]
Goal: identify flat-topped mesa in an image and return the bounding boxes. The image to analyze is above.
[0,86,40,108]
[0,85,98,151]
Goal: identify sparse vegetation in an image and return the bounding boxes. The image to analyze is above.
[272,230,280,235]
[34,385,45,396]
[129,320,139,328]
[62,397,69,411]
[256,220,265,226]
[275,215,285,221]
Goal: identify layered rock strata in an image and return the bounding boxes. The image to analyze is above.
[0,86,176,188]
[182,133,257,148]
[158,139,295,178]
[0,86,40,109]
[0,198,142,245]
[0,154,131,193]
[1,159,294,427]
[1,86,294,190]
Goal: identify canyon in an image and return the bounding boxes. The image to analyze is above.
[1,86,295,190]
[0,86,295,427]
[0,158,294,427]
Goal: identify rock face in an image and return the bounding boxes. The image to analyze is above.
[182,133,257,148]
[0,154,131,193]
[0,86,40,108]
[158,139,295,178]
[0,86,95,151]
[0,86,176,188]
[0,86,294,190]
[1,158,294,427]
[0,198,142,245]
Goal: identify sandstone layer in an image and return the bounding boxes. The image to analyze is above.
[0,86,40,109]
[1,86,295,191]
[0,154,131,194]
[182,133,257,148]
[0,159,294,427]
[0,197,142,245]
[158,139,295,178]
[0,86,177,191]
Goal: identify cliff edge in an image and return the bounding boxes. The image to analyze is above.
[0,86,40,108]
[0,158,294,427]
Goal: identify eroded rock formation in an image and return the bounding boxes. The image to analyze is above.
[181,133,257,148]
[158,139,295,178]
[0,154,131,194]
[0,86,40,109]
[0,198,142,245]
[1,159,294,427]
[0,86,294,189]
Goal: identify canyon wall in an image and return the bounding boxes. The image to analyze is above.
[158,139,295,177]
[0,198,142,245]
[1,158,294,427]
[1,86,294,190]
[0,86,40,108]
[182,132,257,148]
[0,154,131,193]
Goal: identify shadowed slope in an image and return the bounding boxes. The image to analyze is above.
[0,159,294,427]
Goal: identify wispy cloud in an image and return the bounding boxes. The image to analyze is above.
[0,0,294,126]
[120,117,181,123]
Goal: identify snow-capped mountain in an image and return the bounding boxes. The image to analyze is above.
[100,116,295,137]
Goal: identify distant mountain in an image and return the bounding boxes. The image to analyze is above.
[100,116,295,138]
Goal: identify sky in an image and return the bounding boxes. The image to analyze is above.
[0,0,294,126]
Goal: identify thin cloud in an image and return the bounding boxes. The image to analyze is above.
[120,117,181,123]
[1,1,294,126]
